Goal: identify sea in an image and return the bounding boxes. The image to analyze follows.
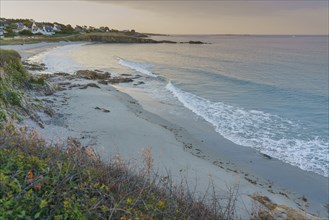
[28,35,329,177]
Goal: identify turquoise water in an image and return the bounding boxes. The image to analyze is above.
[30,35,329,177]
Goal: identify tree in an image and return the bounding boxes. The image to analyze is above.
[18,30,33,36]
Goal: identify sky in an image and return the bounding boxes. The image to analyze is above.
[0,0,328,35]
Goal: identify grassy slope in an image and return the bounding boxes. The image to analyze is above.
[0,49,46,124]
[0,126,227,220]
[0,49,28,122]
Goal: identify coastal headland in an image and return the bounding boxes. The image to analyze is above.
[0,41,328,219]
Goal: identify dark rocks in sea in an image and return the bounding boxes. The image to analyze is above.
[133,81,145,86]
[79,83,101,89]
[98,80,108,85]
[95,106,110,113]
[76,70,111,80]
[22,61,47,71]
[107,77,133,84]
[260,153,272,160]
[179,41,210,44]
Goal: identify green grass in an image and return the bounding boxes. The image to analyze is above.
[0,49,27,109]
[0,32,156,46]
[0,49,46,125]
[0,124,236,219]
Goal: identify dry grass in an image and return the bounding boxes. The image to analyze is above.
[0,124,239,219]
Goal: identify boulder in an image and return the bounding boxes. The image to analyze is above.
[75,70,111,80]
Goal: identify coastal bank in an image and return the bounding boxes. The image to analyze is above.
[0,42,328,219]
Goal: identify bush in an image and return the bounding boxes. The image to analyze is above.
[0,49,21,67]
[29,76,45,85]
[0,110,6,122]
[18,30,33,36]
[0,125,238,219]
[7,90,21,106]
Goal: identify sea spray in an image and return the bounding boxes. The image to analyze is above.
[117,57,158,77]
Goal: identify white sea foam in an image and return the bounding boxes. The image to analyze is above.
[166,81,329,177]
[117,58,157,77]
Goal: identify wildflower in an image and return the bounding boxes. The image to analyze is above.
[27,169,34,179]
[126,198,133,204]
[34,183,41,190]
[27,169,34,183]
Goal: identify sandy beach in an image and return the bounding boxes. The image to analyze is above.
[2,42,328,219]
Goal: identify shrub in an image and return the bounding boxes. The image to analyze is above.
[0,110,6,122]
[0,125,238,219]
[18,30,33,36]
[7,90,21,106]
[29,76,45,85]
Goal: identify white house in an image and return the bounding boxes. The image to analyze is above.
[31,22,55,35]
[0,22,4,38]
[42,25,54,35]
[53,24,61,32]
[13,22,29,33]
[31,22,42,34]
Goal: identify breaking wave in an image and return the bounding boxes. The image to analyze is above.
[117,58,157,77]
[166,81,329,177]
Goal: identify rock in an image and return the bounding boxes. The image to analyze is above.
[252,195,322,220]
[98,80,108,85]
[188,41,204,44]
[44,106,56,117]
[75,70,111,80]
[43,83,56,96]
[108,77,133,84]
[179,41,210,44]
[121,73,132,77]
[94,106,110,113]
[57,82,71,86]
[260,153,272,159]
[22,61,47,71]
[79,83,100,89]
[133,81,145,86]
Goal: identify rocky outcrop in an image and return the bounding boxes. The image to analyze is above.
[180,41,211,45]
[22,61,47,71]
[76,70,111,80]
[252,195,322,220]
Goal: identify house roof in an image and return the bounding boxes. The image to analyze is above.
[44,25,54,32]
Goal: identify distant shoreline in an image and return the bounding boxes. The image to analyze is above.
[0,33,211,46]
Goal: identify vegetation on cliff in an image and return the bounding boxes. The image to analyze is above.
[0,49,235,219]
[0,125,236,219]
[0,49,46,126]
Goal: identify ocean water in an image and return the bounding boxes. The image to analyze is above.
[28,35,329,177]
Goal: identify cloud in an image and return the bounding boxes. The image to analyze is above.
[88,0,328,17]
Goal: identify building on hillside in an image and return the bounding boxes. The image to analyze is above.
[42,25,54,35]
[0,22,4,38]
[13,22,29,33]
[31,22,55,35]
[53,24,61,32]
[31,22,42,34]
[0,20,9,28]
